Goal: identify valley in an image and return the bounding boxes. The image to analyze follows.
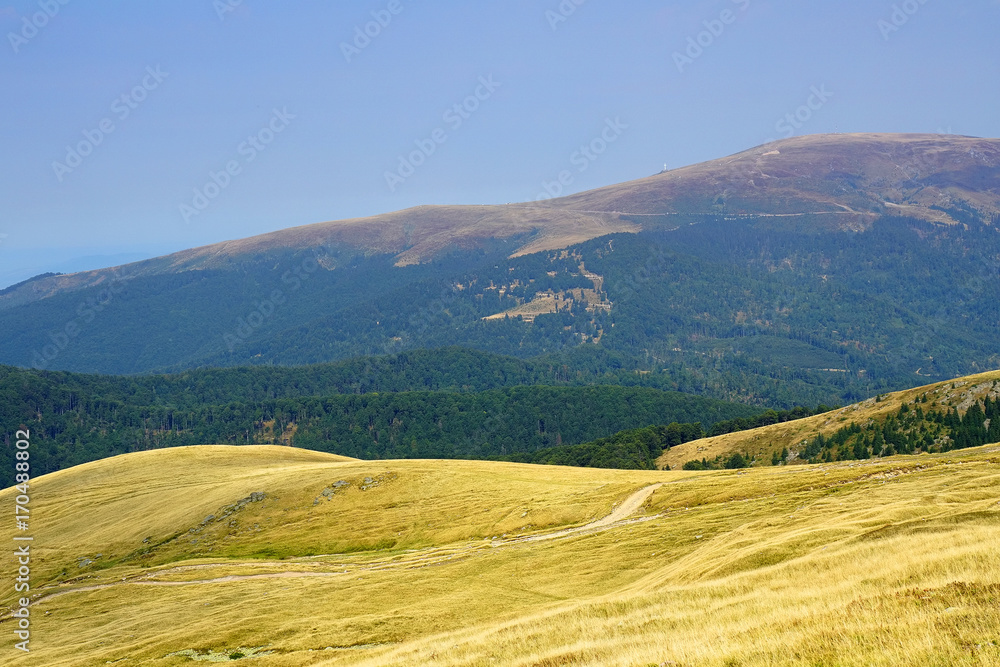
[10,3,1000,663]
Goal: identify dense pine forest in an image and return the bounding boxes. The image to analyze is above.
[797,394,1000,462]
[0,350,764,479]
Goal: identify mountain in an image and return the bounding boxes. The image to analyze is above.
[558,132,1000,223]
[3,133,997,307]
[4,133,997,301]
[4,441,999,665]
[1,133,998,406]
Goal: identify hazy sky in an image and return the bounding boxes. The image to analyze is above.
[2,0,998,287]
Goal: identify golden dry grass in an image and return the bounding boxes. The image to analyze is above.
[1,440,999,666]
[659,369,1000,470]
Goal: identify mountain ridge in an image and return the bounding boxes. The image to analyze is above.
[2,133,998,399]
[4,132,998,309]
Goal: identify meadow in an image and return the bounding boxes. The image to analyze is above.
[1,440,998,665]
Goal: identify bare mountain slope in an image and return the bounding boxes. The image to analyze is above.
[0,205,636,308]
[558,133,1000,223]
[4,133,998,309]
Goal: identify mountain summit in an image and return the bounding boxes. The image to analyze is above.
[1,133,997,396]
[4,133,997,306]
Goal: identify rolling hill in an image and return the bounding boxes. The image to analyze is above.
[2,443,999,665]
[660,369,1000,470]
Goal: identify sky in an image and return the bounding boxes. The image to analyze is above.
[2,0,998,288]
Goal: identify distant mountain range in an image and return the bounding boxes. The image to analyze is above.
[6,133,998,297]
[2,133,998,407]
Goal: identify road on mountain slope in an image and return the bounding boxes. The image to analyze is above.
[505,205,859,218]
[22,483,666,605]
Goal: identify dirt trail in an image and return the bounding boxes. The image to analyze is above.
[25,484,664,605]
[591,482,663,526]
[512,482,663,543]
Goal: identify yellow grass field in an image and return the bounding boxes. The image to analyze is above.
[2,441,999,666]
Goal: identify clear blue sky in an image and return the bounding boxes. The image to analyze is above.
[2,0,998,287]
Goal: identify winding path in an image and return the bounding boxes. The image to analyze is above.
[23,484,664,606]
[511,482,662,543]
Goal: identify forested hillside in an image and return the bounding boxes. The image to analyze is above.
[3,214,998,410]
[3,136,999,483]
[502,423,706,470]
[660,372,1000,470]
[0,357,760,479]
[795,394,1000,462]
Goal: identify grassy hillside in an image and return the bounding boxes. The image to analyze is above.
[660,369,1000,470]
[2,443,999,665]
[563,133,1000,221]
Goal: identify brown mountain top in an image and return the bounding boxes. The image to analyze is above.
[558,133,1000,224]
[5,133,998,307]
